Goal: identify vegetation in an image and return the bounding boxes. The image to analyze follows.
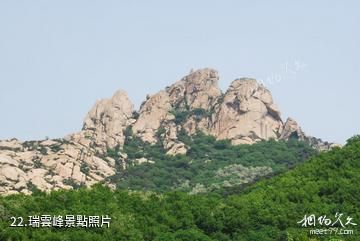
[170,108,212,124]
[80,163,90,175]
[0,135,359,240]
[111,131,317,193]
[49,144,62,153]
[170,109,191,124]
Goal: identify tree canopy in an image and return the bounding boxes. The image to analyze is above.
[1,135,359,240]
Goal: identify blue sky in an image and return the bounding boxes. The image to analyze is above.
[0,0,359,144]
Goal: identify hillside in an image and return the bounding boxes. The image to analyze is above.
[110,131,316,193]
[0,68,335,195]
[1,136,359,241]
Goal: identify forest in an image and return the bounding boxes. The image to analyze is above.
[0,135,359,240]
[110,130,317,194]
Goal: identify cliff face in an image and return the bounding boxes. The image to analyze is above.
[0,68,336,195]
[210,78,283,145]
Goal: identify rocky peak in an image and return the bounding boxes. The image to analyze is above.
[230,78,271,100]
[128,70,334,151]
[132,91,173,143]
[0,68,337,196]
[280,118,305,140]
[132,68,222,145]
[211,78,283,145]
[166,68,222,111]
[227,78,259,98]
[280,118,337,151]
[81,90,134,149]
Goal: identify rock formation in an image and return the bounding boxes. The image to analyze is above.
[78,90,135,151]
[132,91,173,143]
[211,78,283,145]
[0,68,335,195]
[0,138,118,195]
[166,68,221,111]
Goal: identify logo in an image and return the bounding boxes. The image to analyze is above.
[297,213,357,236]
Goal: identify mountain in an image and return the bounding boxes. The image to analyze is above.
[0,68,337,195]
[1,135,358,241]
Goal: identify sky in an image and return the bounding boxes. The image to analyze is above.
[0,0,359,144]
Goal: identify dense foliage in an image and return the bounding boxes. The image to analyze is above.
[110,131,317,193]
[1,136,359,241]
